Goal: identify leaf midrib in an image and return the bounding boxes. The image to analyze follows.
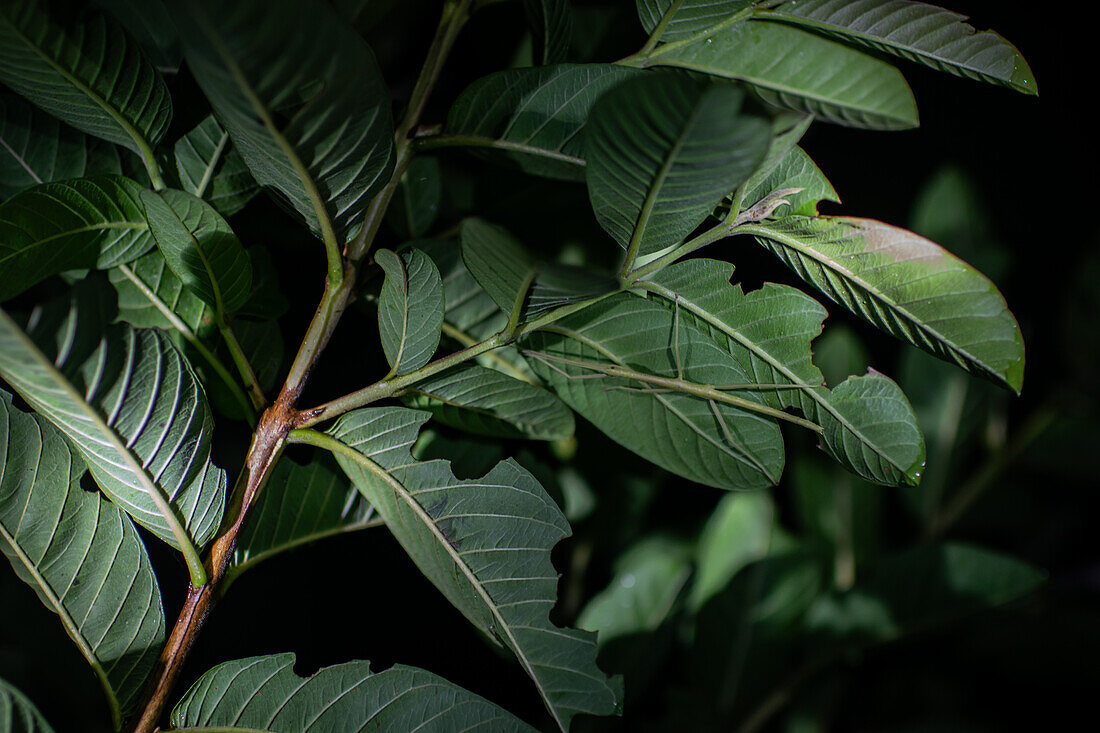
[741,220,992,377]
[637,279,910,473]
[0,222,147,267]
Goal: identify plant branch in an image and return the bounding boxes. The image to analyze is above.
[441,321,539,385]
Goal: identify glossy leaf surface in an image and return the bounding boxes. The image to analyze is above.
[329,407,622,731]
[0,391,164,722]
[170,0,394,241]
[764,0,1036,94]
[746,216,1025,392]
[0,176,152,302]
[0,0,171,155]
[170,653,537,732]
[0,287,226,549]
[376,248,444,375]
[647,20,918,129]
[586,72,770,260]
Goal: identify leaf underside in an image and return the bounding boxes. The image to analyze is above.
[376,248,445,375]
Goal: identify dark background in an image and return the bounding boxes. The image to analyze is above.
[1,1,1097,731]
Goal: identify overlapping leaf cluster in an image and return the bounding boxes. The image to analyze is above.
[0,0,1039,731]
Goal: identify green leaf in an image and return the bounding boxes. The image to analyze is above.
[0,390,164,724]
[0,93,121,200]
[0,285,226,550]
[460,218,536,316]
[376,248,444,375]
[170,653,537,732]
[170,0,394,242]
[446,64,639,180]
[525,293,784,490]
[577,535,692,643]
[229,457,373,584]
[93,0,182,72]
[738,145,839,217]
[389,155,440,238]
[0,677,54,733]
[140,189,252,316]
[0,175,153,302]
[636,0,755,42]
[525,0,573,64]
[585,71,770,262]
[641,258,925,486]
[327,408,622,730]
[108,249,216,335]
[763,0,1037,94]
[402,363,575,441]
[173,115,259,217]
[0,0,171,158]
[745,215,1025,392]
[690,491,774,610]
[805,542,1044,643]
[646,20,918,129]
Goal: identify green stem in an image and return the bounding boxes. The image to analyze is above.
[441,321,538,385]
[218,319,266,410]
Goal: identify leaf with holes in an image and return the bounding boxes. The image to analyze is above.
[447,64,639,180]
[0,0,171,158]
[170,653,538,732]
[738,145,839,217]
[745,216,1025,392]
[169,0,394,242]
[525,293,785,490]
[639,258,925,485]
[585,71,770,263]
[376,248,444,375]
[762,0,1036,94]
[0,285,226,551]
[0,390,164,726]
[646,20,918,129]
[140,189,252,316]
[0,93,122,199]
[0,175,153,302]
[328,407,622,730]
[402,363,575,441]
[173,115,259,216]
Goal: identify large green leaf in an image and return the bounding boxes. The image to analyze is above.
[646,19,918,129]
[0,0,171,158]
[805,542,1044,643]
[229,457,373,584]
[738,145,839,217]
[402,363,575,441]
[328,407,622,731]
[170,0,394,242]
[525,293,785,490]
[173,115,259,216]
[0,93,121,200]
[108,249,216,336]
[745,215,1025,392]
[577,535,692,643]
[170,653,537,732]
[0,286,226,549]
[640,258,925,485]
[140,189,252,316]
[0,391,164,725]
[0,677,53,733]
[526,0,573,64]
[0,176,153,302]
[636,0,755,42]
[763,0,1036,94]
[585,71,770,262]
[376,248,444,375]
[446,64,639,180]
